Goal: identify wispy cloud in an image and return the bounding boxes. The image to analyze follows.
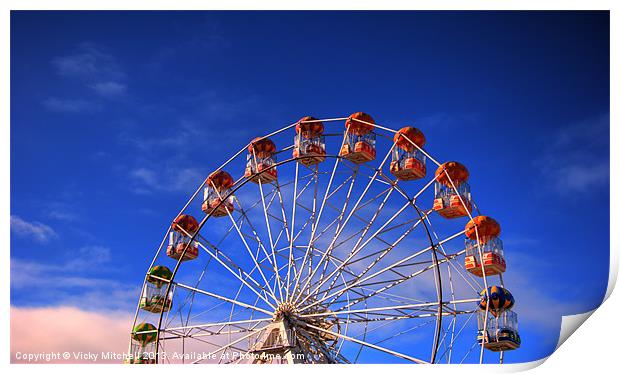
[120,120,204,152]
[145,19,230,73]
[42,199,84,223]
[129,167,158,186]
[89,81,127,97]
[46,42,128,111]
[414,112,480,130]
[11,246,137,311]
[66,246,112,268]
[129,166,204,195]
[10,216,57,243]
[500,247,600,358]
[11,306,132,363]
[536,113,609,195]
[501,235,540,249]
[10,305,224,364]
[52,42,125,82]
[47,210,79,222]
[11,246,112,281]
[43,97,100,113]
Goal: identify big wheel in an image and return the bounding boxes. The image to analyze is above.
[127,113,521,364]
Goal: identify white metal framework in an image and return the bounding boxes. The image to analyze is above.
[128,116,513,364]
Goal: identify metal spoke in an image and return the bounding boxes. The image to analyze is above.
[173,282,273,316]
[299,321,429,364]
[296,145,394,305]
[191,238,276,309]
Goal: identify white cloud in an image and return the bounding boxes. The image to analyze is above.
[49,43,128,107]
[10,305,246,364]
[52,42,125,82]
[10,216,57,243]
[11,306,132,363]
[11,245,111,274]
[129,167,158,186]
[11,252,138,311]
[537,113,609,195]
[129,166,204,195]
[65,246,112,268]
[120,119,204,151]
[90,81,127,97]
[47,210,79,222]
[171,168,204,191]
[503,250,590,332]
[414,112,479,130]
[43,97,99,113]
[546,163,608,193]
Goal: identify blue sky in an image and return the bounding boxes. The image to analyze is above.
[10,11,609,363]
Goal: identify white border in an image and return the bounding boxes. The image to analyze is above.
[2,1,617,373]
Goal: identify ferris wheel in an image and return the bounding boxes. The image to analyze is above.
[127,113,521,364]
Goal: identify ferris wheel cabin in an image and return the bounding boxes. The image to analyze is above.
[293,116,327,167]
[477,309,521,352]
[166,232,199,261]
[390,126,427,181]
[140,265,173,313]
[477,286,519,351]
[166,214,199,261]
[202,170,235,217]
[339,112,377,164]
[127,323,157,364]
[245,137,278,183]
[433,161,472,219]
[464,216,507,277]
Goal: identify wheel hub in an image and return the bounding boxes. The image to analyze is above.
[273,301,298,322]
